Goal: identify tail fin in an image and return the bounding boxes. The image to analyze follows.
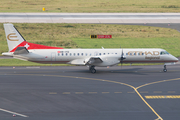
[3,23,25,52]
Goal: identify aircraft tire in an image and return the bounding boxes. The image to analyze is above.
[91,68,96,74]
[163,69,167,72]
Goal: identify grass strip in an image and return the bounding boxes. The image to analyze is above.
[1,0,180,13]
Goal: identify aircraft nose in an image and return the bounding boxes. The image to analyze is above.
[173,56,179,62]
[176,57,179,61]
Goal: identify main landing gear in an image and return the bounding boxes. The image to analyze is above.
[163,65,167,72]
[89,65,96,74]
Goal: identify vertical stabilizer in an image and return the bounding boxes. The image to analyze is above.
[3,24,25,52]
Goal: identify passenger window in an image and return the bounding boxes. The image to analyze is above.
[142,53,144,55]
[138,53,140,55]
[62,53,64,56]
[86,53,87,56]
[130,53,132,55]
[66,53,68,56]
[89,53,91,56]
[74,53,76,56]
[99,53,101,55]
[70,53,71,56]
[126,53,128,55]
[77,53,79,56]
[134,53,136,55]
[81,53,83,56]
[103,53,106,55]
[115,53,117,54]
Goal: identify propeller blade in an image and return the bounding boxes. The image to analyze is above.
[121,49,124,68]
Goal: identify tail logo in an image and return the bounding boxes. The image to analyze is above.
[7,33,19,41]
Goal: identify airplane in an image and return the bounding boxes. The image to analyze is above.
[2,23,179,73]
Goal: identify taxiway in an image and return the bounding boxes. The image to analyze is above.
[0,65,180,120]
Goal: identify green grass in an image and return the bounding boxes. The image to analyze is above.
[0,0,180,13]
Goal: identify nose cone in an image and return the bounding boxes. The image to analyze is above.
[176,57,179,62]
[172,56,179,62]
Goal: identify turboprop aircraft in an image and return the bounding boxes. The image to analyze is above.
[2,24,178,73]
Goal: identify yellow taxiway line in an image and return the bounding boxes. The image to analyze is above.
[3,73,180,120]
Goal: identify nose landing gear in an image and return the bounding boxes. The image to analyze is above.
[163,65,167,72]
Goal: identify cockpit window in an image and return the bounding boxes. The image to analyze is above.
[160,51,169,55]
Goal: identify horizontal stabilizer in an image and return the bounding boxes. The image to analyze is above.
[14,47,29,55]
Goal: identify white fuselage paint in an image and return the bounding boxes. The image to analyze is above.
[13,48,178,67]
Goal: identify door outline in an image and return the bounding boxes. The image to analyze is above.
[51,52,56,61]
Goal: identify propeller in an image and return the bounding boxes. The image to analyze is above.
[120,49,126,68]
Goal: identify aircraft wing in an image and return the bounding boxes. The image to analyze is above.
[85,57,103,65]
[69,58,86,65]
[69,56,103,65]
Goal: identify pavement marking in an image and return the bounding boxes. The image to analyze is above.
[136,78,180,89]
[140,91,148,93]
[0,108,28,117]
[7,74,180,120]
[153,91,162,93]
[50,91,177,94]
[168,91,175,93]
[89,92,97,94]
[75,92,84,94]
[145,95,180,99]
[49,92,57,94]
[114,92,122,93]
[133,88,163,120]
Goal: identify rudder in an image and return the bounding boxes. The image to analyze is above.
[3,24,25,52]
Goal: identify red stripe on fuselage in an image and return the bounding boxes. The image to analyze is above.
[10,41,63,52]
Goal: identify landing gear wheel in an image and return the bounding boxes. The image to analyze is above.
[91,68,96,74]
[89,66,96,73]
[163,69,167,72]
[163,65,167,72]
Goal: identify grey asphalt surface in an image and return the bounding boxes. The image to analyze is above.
[1,13,180,23]
[1,14,180,18]
[0,65,180,120]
